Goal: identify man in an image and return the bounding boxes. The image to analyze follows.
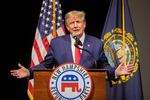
[10,10,134,80]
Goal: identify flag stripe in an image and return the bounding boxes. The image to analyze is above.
[28,80,34,95]
[28,0,65,99]
[33,40,44,63]
[31,47,39,66]
[35,30,47,58]
[42,36,50,51]
[57,24,66,36]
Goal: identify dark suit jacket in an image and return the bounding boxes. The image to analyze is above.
[29,34,115,79]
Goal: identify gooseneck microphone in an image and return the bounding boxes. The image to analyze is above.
[72,35,83,46]
[72,35,97,68]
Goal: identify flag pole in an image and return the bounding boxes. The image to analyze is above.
[120,0,126,81]
[52,0,56,69]
[52,0,56,38]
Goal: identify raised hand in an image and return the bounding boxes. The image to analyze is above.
[115,61,134,77]
[10,63,30,79]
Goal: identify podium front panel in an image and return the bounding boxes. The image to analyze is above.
[34,69,107,100]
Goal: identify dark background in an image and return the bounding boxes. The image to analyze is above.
[1,0,110,100]
[1,0,150,100]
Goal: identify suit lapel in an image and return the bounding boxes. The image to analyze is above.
[64,35,74,62]
[80,35,93,65]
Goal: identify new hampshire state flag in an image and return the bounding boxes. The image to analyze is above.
[101,0,143,100]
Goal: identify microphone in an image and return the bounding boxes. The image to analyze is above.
[72,35,83,46]
[72,36,97,68]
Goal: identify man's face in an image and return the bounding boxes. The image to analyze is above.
[65,15,86,38]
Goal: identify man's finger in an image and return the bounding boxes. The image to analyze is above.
[18,63,24,68]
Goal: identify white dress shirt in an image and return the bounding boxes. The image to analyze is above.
[70,33,85,62]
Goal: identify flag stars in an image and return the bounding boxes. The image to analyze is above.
[57,23,60,26]
[37,0,64,37]
[50,26,53,30]
[30,0,64,95]
[48,5,52,9]
[45,24,49,28]
[40,13,43,17]
[58,10,62,14]
[68,77,72,80]
[59,4,61,7]
[73,77,77,80]
[41,7,44,11]
[42,21,45,25]
[43,1,45,4]
[44,30,48,34]
[47,11,51,15]
[44,2,47,6]
[58,16,61,20]
[56,1,58,5]
[44,9,46,13]
[46,17,50,21]
[62,76,77,81]
[42,15,46,19]
[63,77,67,80]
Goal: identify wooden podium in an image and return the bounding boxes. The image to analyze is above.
[33,68,111,100]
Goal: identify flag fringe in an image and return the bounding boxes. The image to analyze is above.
[28,89,33,100]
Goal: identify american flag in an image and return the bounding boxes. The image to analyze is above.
[27,0,66,99]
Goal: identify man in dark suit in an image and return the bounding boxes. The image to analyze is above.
[10,10,134,80]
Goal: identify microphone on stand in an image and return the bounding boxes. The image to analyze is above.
[72,35,83,46]
[72,35,97,68]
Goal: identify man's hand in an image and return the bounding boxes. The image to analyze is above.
[10,63,30,79]
[115,61,134,77]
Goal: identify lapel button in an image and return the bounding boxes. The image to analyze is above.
[87,44,90,47]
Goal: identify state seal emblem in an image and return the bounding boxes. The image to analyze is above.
[102,28,140,84]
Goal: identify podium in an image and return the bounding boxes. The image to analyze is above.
[33,68,111,100]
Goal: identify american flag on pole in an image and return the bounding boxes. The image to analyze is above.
[27,0,66,99]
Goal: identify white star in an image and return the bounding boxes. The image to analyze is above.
[48,5,52,9]
[46,17,50,21]
[58,16,61,20]
[73,77,76,80]
[45,30,48,34]
[50,26,53,30]
[47,11,51,15]
[40,13,43,17]
[63,77,67,80]
[45,24,48,28]
[68,77,72,80]
[57,23,60,26]
[41,7,44,11]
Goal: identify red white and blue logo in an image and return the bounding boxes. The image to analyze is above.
[49,63,92,100]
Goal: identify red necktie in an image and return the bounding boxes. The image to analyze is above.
[75,46,81,64]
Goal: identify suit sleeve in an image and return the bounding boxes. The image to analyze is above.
[28,39,56,79]
[98,42,117,81]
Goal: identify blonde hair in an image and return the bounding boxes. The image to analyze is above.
[65,10,86,23]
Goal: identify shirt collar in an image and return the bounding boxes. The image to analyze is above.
[70,32,85,46]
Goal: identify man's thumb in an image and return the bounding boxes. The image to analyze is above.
[18,63,24,68]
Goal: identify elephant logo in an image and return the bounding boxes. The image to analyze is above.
[61,75,81,92]
[49,63,92,100]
